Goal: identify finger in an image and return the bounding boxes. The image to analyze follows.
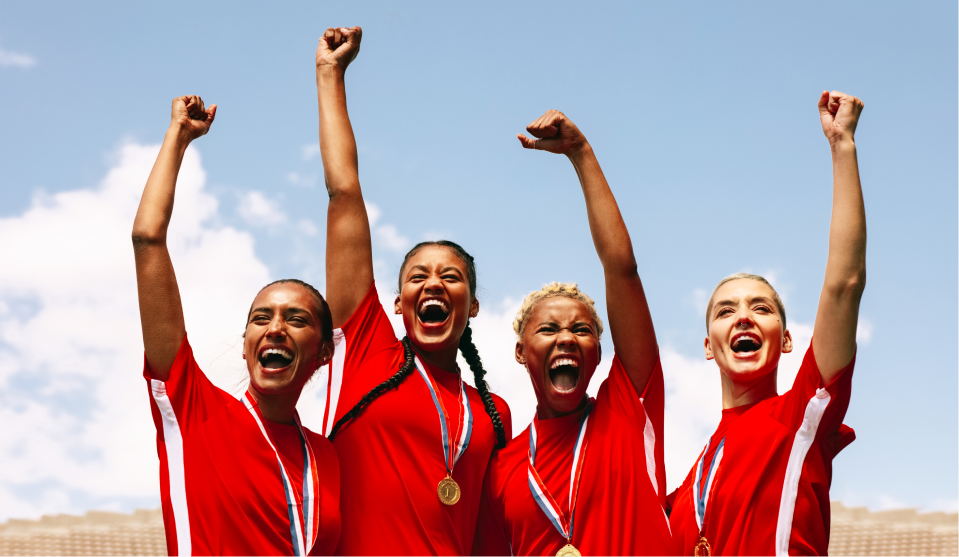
[351,26,363,45]
[206,104,217,125]
[333,27,342,44]
[517,133,536,149]
[817,90,830,115]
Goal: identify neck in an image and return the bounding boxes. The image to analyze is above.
[536,395,588,420]
[247,386,301,425]
[720,367,778,409]
[412,342,460,374]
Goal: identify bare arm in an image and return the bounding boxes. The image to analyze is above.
[812,91,866,383]
[317,26,374,328]
[519,111,658,394]
[132,96,216,380]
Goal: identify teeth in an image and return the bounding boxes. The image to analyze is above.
[551,358,577,369]
[262,348,293,360]
[419,299,448,312]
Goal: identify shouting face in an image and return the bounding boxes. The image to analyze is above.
[243,283,333,397]
[395,245,478,354]
[516,296,601,419]
[705,278,792,385]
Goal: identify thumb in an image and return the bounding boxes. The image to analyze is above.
[344,26,362,45]
[206,104,217,125]
[517,134,536,149]
[517,133,563,152]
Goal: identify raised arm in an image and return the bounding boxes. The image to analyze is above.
[518,110,658,394]
[132,96,216,380]
[812,91,866,383]
[317,26,373,328]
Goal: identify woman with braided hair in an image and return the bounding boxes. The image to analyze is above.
[316,27,511,555]
[472,110,672,555]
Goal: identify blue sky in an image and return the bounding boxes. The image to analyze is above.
[0,1,955,520]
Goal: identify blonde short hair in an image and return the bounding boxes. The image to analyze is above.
[513,282,604,340]
[706,273,786,331]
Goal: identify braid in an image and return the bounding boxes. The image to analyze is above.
[328,337,416,441]
[459,322,507,449]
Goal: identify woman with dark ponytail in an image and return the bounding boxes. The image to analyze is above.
[316,27,511,555]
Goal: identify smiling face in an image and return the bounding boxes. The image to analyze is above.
[395,245,478,353]
[243,283,334,397]
[515,296,601,419]
[705,278,793,385]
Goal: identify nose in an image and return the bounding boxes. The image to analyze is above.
[556,328,578,350]
[424,273,444,293]
[735,311,753,330]
[265,316,286,338]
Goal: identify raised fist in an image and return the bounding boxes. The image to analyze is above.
[818,90,864,145]
[517,110,588,156]
[317,26,362,72]
[170,95,216,141]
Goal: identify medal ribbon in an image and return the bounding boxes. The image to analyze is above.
[693,435,725,532]
[527,402,592,542]
[414,355,473,475]
[242,394,321,556]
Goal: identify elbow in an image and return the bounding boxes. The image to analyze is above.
[826,268,866,300]
[131,227,166,248]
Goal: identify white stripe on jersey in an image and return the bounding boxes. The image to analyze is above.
[775,388,831,556]
[151,379,191,556]
[640,397,658,497]
[323,328,346,436]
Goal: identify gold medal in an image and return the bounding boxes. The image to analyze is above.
[437,476,461,506]
[694,534,711,556]
[556,543,581,557]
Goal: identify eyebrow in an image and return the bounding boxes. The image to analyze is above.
[407,265,464,277]
[249,307,312,316]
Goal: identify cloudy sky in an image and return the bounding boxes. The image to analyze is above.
[0,1,955,521]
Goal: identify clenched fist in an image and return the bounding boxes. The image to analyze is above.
[170,95,216,141]
[317,26,362,72]
[517,110,588,156]
[818,90,864,146]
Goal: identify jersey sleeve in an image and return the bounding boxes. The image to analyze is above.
[772,342,855,436]
[143,334,228,440]
[471,458,511,556]
[318,284,401,435]
[598,353,667,505]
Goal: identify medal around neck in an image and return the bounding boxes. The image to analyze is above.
[528,402,592,557]
[692,435,725,557]
[414,356,473,506]
[241,394,321,556]
[556,543,582,557]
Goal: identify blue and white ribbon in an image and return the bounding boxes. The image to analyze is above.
[242,394,320,556]
[693,436,725,532]
[414,355,473,474]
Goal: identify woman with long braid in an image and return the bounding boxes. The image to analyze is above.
[316,27,511,555]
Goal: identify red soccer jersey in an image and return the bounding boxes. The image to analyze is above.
[667,344,856,556]
[144,335,342,556]
[473,354,672,556]
[317,285,512,555]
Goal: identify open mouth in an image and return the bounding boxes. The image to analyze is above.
[418,299,450,325]
[259,347,293,370]
[549,358,580,393]
[731,333,762,355]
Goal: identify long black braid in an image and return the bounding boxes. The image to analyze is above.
[327,240,508,449]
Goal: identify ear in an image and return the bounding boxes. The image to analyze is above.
[469,297,480,318]
[320,340,336,365]
[782,329,793,354]
[704,336,714,360]
[394,295,402,315]
[515,340,526,366]
[597,341,602,365]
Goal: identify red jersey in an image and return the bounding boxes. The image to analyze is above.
[317,285,512,555]
[144,335,342,556]
[667,344,856,556]
[473,354,672,556]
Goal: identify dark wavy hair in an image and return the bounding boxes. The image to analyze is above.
[328,241,507,448]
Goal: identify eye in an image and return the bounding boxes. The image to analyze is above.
[251,314,270,323]
[574,324,594,335]
[442,274,460,282]
[717,307,734,317]
[753,305,771,313]
[536,325,557,335]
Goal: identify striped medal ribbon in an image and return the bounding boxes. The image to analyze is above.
[527,402,592,557]
[414,355,473,505]
[692,435,725,557]
[242,394,321,556]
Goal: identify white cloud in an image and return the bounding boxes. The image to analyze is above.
[237,190,287,227]
[0,141,270,521]
[856,318,873,345]
[365,202,381,227]
[301,144,322,161]
[364,202,410,253]
[286,172,316,188]
[0,46,36,68]
[298,219,319,236]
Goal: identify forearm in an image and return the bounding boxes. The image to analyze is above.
[132,126,192,244]
[568,145,637,275]
[824,140,867,292]
[317,66,360,199]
